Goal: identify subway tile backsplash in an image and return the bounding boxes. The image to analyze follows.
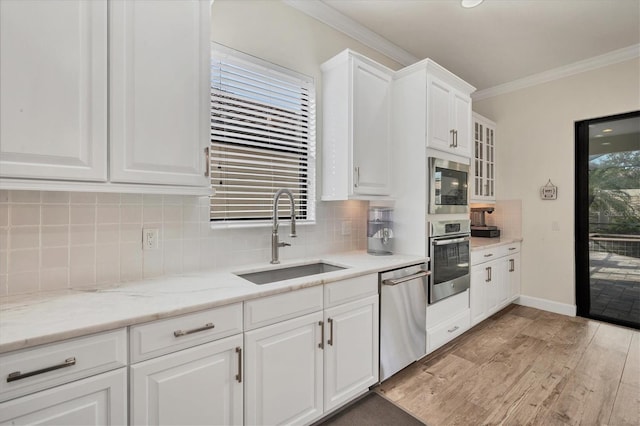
[0,190,367,296]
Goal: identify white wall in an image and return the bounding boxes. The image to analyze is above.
[473,58,640,308]
[0,1,404,296]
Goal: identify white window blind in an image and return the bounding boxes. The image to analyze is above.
[210,45,316,223]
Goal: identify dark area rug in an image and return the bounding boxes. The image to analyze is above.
[316,392,426,426]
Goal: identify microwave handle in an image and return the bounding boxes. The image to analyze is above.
[432,236,471,246]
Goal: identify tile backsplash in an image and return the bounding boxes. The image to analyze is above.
[0,190,367,296]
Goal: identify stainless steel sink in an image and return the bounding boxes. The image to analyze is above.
[236,262,347,285]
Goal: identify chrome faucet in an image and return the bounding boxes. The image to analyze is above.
[271,188,297,264]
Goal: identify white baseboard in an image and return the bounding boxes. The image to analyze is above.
[516,295,577,317]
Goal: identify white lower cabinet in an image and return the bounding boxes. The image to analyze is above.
[426,290,470,354]
[0,368,127,425]
[324,295,379,412]
[130,334,243,426]
[470,242,521,326]
[244,275,379,425]
[244,311,324,426]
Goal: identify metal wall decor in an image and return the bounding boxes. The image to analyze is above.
[540,179,558,200]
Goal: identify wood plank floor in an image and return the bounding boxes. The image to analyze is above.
[377,305,640,426]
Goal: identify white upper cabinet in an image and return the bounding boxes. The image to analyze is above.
[0,0,211,194]
[393,58,475,161]
[426,74,472,158]
[471,112,496,202]
[109,0,210,187]
[321,50,393,200]
[0,0,108,181]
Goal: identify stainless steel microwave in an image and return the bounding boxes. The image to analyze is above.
[428,157,470,214]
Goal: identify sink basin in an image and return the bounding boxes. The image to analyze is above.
[236,262,347,285]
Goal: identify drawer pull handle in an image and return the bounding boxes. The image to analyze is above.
[383,270,431,286]
[328,318,334,346]
[508,247,517,251]
[484,253,493,258]
[173,322,215,337]
[235,347,242,383]
[318,321,325,349]
[7,357,76,383]
[447,326,459,333]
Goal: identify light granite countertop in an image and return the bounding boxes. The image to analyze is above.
[471,237,523,251]
[0,251,426,354]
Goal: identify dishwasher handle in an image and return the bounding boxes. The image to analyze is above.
[382,270,431,286]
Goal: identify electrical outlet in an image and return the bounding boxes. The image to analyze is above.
[341,221,352,236]
[143,228,159,250]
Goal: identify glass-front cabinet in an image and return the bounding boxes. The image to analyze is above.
[471,112,496,202]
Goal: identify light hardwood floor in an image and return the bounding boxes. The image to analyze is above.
[377,305,640,426]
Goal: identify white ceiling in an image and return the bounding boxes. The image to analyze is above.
[307,0,640,92]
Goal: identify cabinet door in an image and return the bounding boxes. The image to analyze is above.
[507,254,521,301]
[452,91,472,157]
[427,75,453,152]
[130,334,243,426]
[244,311,324,426]
[485,261,500,314]
[0,368,126,425]
[495,259,509,309]
[470,264,487,326]
[0,0,107,181]
[324,295,379,411]
[352,59,392,196]
[109,0,210,186]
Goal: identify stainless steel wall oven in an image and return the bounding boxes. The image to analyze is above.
[429,220,471,304]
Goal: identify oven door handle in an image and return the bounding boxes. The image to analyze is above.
[383,270,431,286]
[432,236,471,246]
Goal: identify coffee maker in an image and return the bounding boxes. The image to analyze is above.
[470,207,501,238]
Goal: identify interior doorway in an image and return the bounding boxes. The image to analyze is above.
[575,111,640,329]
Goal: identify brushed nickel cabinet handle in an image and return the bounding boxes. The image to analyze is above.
[447,326,459,333]
[485,267,491,282]
[354,167,360,188]
[508,247,517,251]
[173,322,215,337]
[484,253,493,258]
[450,129,456,147]
[7,357,76,383]
[235,347,242,383]
[204,147,210,177]
[454,130,458,147]
[328,318,334,346]
[318,321,325,349]
[509,259,515,272]
[489,266,492,281]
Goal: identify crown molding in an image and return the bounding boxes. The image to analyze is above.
[473,44,640,101]
[282,0,418,67]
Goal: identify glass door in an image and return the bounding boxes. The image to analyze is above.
[575,111,640,329]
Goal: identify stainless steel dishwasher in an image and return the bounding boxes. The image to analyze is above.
[379,262,430,381]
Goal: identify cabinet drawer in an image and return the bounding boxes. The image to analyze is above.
[427,309,470,354]
[0,328,127,403]
[244,286,323,331]
[130,303,242,363]
[471,248,500,266]
[324,274,377,308]
[426,289,469,328]
[499,242,521,257]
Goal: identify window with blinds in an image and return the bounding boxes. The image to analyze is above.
[210,45,316,223]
